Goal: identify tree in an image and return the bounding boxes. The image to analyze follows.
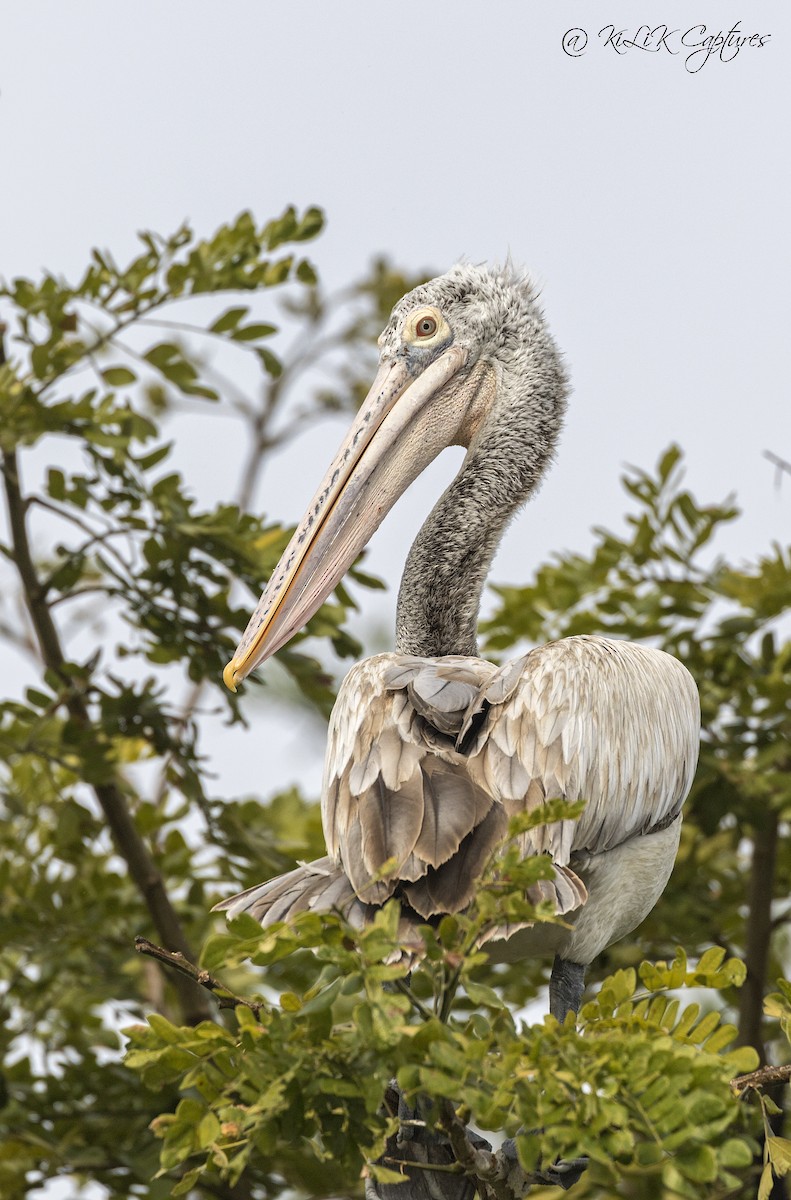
[0,211,789,1200]
[0,207,426,1198]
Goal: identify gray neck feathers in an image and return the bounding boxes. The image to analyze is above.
[395,330,567,658]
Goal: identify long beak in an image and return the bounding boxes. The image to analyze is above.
[224,344,469,690]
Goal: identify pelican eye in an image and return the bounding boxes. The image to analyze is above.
[416,315,438,338]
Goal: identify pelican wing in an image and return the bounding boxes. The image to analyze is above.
[321,652,594,920]
[462,635,700,865]
[219,637,695,942]
[322,654,508,916]
[212,857,427,965]
[321,638,697,918]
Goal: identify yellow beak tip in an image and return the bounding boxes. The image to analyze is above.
[223,661,240,693]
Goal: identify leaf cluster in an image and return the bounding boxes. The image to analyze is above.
[485,445,791,1001]
[0,212,427,1200]
[126,863,760,1199]
[2,215,790,1200]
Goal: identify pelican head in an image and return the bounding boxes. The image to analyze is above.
[224,263,566,690]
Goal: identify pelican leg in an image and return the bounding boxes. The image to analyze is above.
[397,1083,416,1144]
[549,956,586,1022]
[500,1139,589,1192]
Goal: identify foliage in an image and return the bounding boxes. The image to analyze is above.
[1,216,789,1199]
[126,863,760,1199]
[484,447,791,1022]
[0,210,428,1200]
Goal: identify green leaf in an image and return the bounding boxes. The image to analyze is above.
[696,946,727,975]
[719,1138,755,1169]
[137,442,171,471]
[296,259,318,285]
[197,1113,221,1148]
[255,347,282,377]
[767,1137,791,1176]
[759,1161,775,1200]
[171,1166,204,1196]
[47,468,66,500]
[232,323,277,342]
[658,443,682,481]
[367,1164,408,1185]
[210,306,249,333]
[101,366,137,386]
[675,1143,717,1183]
[464,981,506,1011]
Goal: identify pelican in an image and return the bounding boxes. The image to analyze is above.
[217,264,700,1020]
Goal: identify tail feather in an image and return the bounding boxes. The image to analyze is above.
[212,856,426,961]
[213,856,587,959]
[478,863,588,948]
[213,856,356,923]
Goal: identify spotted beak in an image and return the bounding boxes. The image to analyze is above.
[223,345,470,691]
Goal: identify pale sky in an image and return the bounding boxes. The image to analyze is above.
[3,11,787,1197]
[2,1,789,801]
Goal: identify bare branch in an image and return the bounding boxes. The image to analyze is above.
[764,450,791,489]
[732,1063,791,1096]
[134,937,267,1019]
[738,811,779,1059]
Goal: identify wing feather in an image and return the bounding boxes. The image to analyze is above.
[266,637,700,946]
[321,654,505,909]
[464,635,700,864]
[221,638,698,969]
[413,762,495,868]
[358,773,425,875]
[212,858,425,964]
[404,801,508,917]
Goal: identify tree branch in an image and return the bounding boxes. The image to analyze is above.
[732,1064,791,1096]
[764,450,791,488]
[0,418,213,1025]
[134,937,266,1018]
[738,810,779,1059]
[365,1088,588,1200]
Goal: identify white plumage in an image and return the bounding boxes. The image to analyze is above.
[218,264,701,1017]
[220,636,698,973]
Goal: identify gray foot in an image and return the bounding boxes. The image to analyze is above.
[549,955,586,1022]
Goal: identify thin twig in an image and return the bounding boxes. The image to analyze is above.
[732,1063,791,1095]
[764,450,791,489]
[439,1101,505,1188]
[381,1157,464,1176]
[394,977,434,1022]
[134,937,266,1019]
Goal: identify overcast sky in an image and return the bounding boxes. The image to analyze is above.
[2,11,787,1197]
[2,2,789,802]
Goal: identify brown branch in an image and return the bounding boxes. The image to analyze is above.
[732,1064,791,1096]
[738,810,779,1060]
[437,1103,577,1200]
[381,1158,464,1176]
[366,1094,587,1200]
[134,938,266,1018]
[764,450,791,488]
[0,433,213,1025]
[440,1101,512,1200]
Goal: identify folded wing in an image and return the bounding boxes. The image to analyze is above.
[461,636,700,866]
[218,636,699,941]
[321,638,698,916]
